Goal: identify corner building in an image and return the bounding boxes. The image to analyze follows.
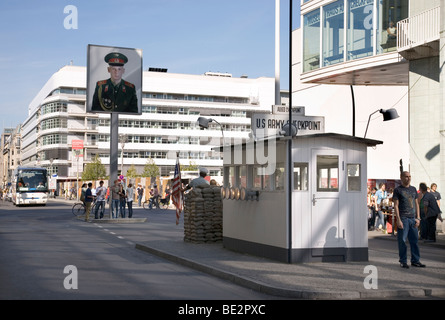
[21,66,274,185]
[298,0,444,189]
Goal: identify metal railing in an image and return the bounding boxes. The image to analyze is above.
[397,6,440,50]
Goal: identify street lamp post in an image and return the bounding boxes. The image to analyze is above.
[364,108,400,138]
[197,117,225,143]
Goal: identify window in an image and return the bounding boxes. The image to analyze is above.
[378,0,408,53]
[41,118,67,130]
[41,102,68,115]
[303,8,320,72]
[253,166,271,190]
[239,166,247,188]
[317,155,339,192]
[42,134,67,146]
[347,0,374,61]
[294,163,308,191]
[347,164,361,191]
[323,0,345,66]
[274,164,285,190]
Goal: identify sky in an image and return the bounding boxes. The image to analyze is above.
[0,0,300,133]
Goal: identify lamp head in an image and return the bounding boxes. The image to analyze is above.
[380,108,399,121]
[197,117,212,129]
[279,123,297,137]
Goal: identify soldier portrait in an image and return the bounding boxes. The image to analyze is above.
[87,45,142,115]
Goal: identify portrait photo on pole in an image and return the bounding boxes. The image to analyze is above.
[87,44,142,115]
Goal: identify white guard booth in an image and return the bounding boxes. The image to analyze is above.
[220,132,382,263]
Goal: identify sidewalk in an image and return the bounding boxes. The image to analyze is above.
[54,198,445,299]
[135,222,445,299]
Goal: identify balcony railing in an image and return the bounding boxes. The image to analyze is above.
[397,6,440,52]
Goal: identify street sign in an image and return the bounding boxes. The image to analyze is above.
[272,105,305,115]
[72,140,84,150]
[251,113,325,139]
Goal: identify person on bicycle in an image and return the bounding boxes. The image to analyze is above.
[149,184,160,209]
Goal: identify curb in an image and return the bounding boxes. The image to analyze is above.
[75,216,147,223]
[134,243,444,300]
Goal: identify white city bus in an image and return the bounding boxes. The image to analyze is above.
[12,167,49,206]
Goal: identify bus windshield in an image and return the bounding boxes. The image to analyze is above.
[16,169,48,192]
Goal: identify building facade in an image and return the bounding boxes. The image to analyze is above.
[1,125,21,188]
[298,0,444,189]
[20,65,275,187]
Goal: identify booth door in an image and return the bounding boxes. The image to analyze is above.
[311,149,343,249]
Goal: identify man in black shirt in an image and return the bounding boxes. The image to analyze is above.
[419,183,442,242]
[393,171,425,268]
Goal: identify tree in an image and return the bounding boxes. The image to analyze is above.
[142,158,159,179]
[82,154,107,181]
[182,160,198,172]
[126,163,138,179]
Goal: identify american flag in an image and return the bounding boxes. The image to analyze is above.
[172,156,183,225]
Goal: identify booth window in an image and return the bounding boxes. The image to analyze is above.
[294,163,308,191]
[253,166,271,190]
[317,155,339,192]
[226,166,246,188]
[275,163,285,190]
[228,166,236,187]
[239,166,247,188]
[347,164,361,191]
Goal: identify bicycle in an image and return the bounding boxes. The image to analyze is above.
[72,198,97,216]
[143,196,169,210]
[72,202,86,216]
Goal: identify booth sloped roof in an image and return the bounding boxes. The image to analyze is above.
[212,132,383,152]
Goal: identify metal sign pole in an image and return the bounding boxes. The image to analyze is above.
[109,113,119,218]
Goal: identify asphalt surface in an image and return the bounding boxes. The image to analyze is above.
[57,198,445,299]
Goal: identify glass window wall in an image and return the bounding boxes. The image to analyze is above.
[378,0,408,53]
[323,0,344,67]
[303,9,320,72]
[302,0,408,70]
[347,0,374,60]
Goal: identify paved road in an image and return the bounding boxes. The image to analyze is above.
[0,199,277,300]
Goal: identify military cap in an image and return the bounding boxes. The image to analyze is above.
[104,52,128,66]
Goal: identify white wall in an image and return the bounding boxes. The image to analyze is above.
[293,84,409,179]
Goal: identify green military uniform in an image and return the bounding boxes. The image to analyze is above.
[91,52,138,113]
[92,78,138,112]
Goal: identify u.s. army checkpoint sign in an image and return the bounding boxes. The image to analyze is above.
[251,106,325,139]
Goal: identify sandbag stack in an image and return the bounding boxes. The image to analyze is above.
[183,184,223,243]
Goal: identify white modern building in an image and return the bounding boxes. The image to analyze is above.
[297,0,444,189]
[20,65,275,186]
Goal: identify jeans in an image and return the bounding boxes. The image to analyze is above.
[112,199,120,218]
[119,199,126,218]
[375,209,386,230]
[127,200,133,218]
[397,216,420,264]
[138,195,142,207]
[94,200,105,219]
